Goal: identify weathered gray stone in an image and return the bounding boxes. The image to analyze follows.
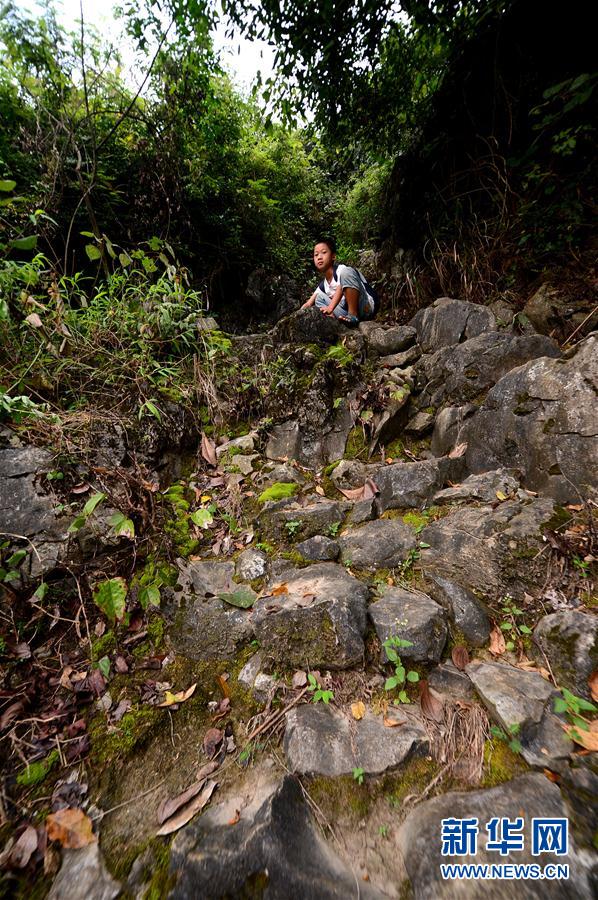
[460,336,598,503]
[296,535,340,561]
[420,498,555,595]
[398,773,594,899]
[531,611,598,700]
[428,662,476,700]
[466,660,572,768]
[405,411,435,436]
[252,563,369,669]
[361,324,417,356]
[270,306,345,345]
[433,468,520,504]
[347,497,377,525]
[259,499,349,544]
[0,446,70,580]
[266,420,301,461]
[255,462,306,488]
[284,704,429,776]
[374,459,443,512]
[523,283,569,336]
[166,561,254,660]
[338,519,417,569]
[235,549,268,581]
[330,458,378,489]
[216,432,257,457]
[430,404,476,456]
[410,297,497,352]
[429,575,491,647]
[417,331,561,407]
[170,775,384,900]
[49,844,120,900]
[378,345,421,368]
[369,588,448,663]
[238,652,279,702]
[370,384,412,447]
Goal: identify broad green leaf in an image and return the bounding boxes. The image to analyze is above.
[33,582,49,600]
[67,514,87,533]
[553,697,568,713]
[519,625,532,634]
[141,400,161,422]
[83,491,106,517]
[109,511,135,538]
[406,670,420,682]
[139,584,161,608]
[85,243,101,260]
[395,665,406,683]
[385,676,399,691]
[11,235,37,251]
[119,252,132,267]
[219,587,256,609]
[93,577,127,621]
[0,180,16,192]
[7,549,27,568]
[80,230,95,238]
[576,696,598,712]
[98,656,110,678]
[190,508,213,529]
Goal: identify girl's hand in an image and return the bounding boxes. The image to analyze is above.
[322,304,336,316]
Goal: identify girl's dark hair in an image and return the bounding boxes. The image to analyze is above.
[314,236,336,253]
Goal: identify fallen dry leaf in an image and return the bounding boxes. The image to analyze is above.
[451,645,470,671]
[543,769,561,783]
[489,626,506,656]
[157,779,207,825]
[25,312,43,328]
[157,683,197,708]
[203,727,223,758]
[271,582,288,596]
[201,433,218,467]
[216,673,231,698]
[495,490,508,501]
[589,670,598,703]
[156,781,217,836]
[419,680,444,722]
[338,479,378,502]
[292,670,307,689]
[228,810,240,825]
[564,720,598,751]
[315,485,325,496]
[196,759,220,780]
[383,715,406,727]
[0,700,24,730]
[9,826,39,868]
[46,808,96,849]
[351,701,366,720]
[448,442,468,458]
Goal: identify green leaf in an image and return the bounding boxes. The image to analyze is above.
[500,622,512,630]
[7,549,27,568]
[576,697,598,712]
[385,676,399,691]
[505,641,515,651]
[119,252,132,267]
[109,511,135,538]
[395,665,406,683]
[93,577,127,622]
[67,514,87,533]
[85,243,102,260]
[385,647,398,663]
[139,584,161,608]
[190,508,214,529]
[11,235,37,251]
[398,690,410,703]
[80,230,95,238]
[33,582,49,601]
[83,491,106,517]
[98,656,111,678]
[571,716,590,731]
[0,179,16,192]
[219,587,256,609]
[519,625,532,634]
[553,697,568,714]
[140,400,161,422]
[406,670,420,682]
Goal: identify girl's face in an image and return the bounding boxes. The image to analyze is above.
[313,242,334,273]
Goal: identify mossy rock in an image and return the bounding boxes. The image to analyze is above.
[258,482,300,503]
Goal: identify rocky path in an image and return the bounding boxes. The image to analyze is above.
[1,298,597,898]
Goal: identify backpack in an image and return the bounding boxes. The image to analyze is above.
[318,264,380,317]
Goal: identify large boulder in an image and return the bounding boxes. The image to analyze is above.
[430,404,476,456]
[259,499,349,544]
[416,331,560,408]
[170,774,384,899]
[433,469,520,504]
[374,459,444,512]
[0,446,70,581]
[252,563,369,669]
[270,307,344,344]
[165,561,254,660]
[410,297,496,352]
[531,611,598,701]
[467,660,572,768]
[338,519,417,569]
[369,588,448,663]
[460,336,598,503]
[429,575,491,646]
[360,323,417,356]
[420,498,556,596]
[398,773,594,899]
[284,704,429,775]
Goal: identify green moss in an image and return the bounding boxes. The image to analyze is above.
[16,750,59,787]
[258,482,299,503]
[91,629,117,661]
[481,738,529,787]
[344,426,368,460]
[383,757,440,808]
[89,705,162,766]
[323,460,341,476]
[147,616,165,648]
[308,774,373,820]
[402,511,429,531]
[541,505,572,532]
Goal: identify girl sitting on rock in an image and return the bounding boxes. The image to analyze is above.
[301,237,375,326]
